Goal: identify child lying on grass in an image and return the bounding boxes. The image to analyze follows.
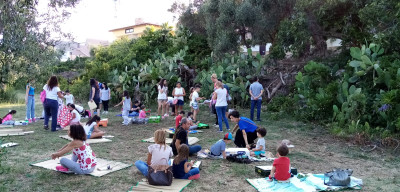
[209,133,233,159]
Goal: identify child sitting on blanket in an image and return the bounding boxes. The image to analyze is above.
[51,124,97,174]
[175,111,185,128]
[0,110,16,124]
[172,144,200,180]
[138,105,147,119]
[250,128,267,157]
[135,129,173,176]
[209,132,232,159]
[68,104,81,125]
[269,144,291,181]
[83,115,105,139]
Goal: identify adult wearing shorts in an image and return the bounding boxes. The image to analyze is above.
[157,78,168,117]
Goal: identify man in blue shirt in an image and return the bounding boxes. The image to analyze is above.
[249,76,264,121]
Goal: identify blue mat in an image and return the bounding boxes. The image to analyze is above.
[247,174,362,192]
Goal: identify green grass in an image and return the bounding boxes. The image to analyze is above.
[0,94,399,191]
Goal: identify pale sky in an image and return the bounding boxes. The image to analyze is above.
[40,0,188,42]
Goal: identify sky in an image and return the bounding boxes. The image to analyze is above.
[39,0,188,42]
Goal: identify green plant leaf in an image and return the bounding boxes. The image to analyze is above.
[348,76,359,83]
[350,47,362,60]
[333,105,339,113]
[349,61,361,68]
[361,55,373,65]
[349,85,356,94]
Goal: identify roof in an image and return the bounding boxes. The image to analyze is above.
[109,23,161,32]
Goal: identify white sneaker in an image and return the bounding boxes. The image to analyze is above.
[214,124,219,128]
[164,113,169,117]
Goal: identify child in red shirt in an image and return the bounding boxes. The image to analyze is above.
[175,111,185,128]
[269,144,291,181]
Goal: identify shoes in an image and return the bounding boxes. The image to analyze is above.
[44,125,49,130]
[56,166,70,172]
[214,124,219,128]
[227,128,231,131]
[217,130,223,133]
[164,113,169,117]
[188,173,200,180]
[28,119,32,123]
[256,119,262,122]
[32,118,36,122]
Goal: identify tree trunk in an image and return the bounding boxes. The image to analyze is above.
[305,9,327,57]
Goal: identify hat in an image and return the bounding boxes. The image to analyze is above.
[224,132,233,140]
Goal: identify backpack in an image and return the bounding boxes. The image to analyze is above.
[226,153,251,164]
[40,90,46,103]
[324,169,353,186]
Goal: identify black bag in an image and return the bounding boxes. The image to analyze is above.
[226,154,251,164]
[324,169,353,186]
[147,159,173,186]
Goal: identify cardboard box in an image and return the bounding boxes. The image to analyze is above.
[255,165,298,177]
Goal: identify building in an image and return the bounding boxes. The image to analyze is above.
[109,22,162,40]
[56,39,109,61]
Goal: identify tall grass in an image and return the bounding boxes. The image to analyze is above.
[0,87,24,104]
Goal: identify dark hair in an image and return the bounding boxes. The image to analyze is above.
[228,111,240,119]
[47,76,59,91]
[123,90,130,99]
[86,115,101,126]
[187,112,193,117]
[173,118,188,140]
[194,84,201,89]
[140,105,146,109]
[134,100,139,104]
[69,104,76,109]
[252,76,259,83]
[218,79,222,82]
[256,127,267,137]
[179,111,185,115]
[277,144,289,156]
[102,82,108,90]
[173,144,189,165]
[66,103,71,107]
[3,110,16,119]
[69,124,87,141]
[90,78,99,89]
[176,82,181,86]
[159,78,166,88]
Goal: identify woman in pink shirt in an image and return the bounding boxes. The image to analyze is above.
[0,110,16,124]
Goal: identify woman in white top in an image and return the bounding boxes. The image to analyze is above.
[212,81,230,132]
[43,76,64,131]
[172,82,186,116]
[157,79,168,117]
[100,83,111,114]
[135,129,173,176]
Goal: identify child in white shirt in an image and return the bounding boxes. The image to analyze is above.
[64,90,74,105]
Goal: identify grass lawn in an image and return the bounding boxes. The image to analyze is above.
[0,95,399,191]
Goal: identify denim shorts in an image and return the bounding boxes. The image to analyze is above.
[176,99,184,106]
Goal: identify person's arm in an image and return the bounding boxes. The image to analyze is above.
[175,139,181,152]
[182,89,186,96]
[231,124,239,134]
[158,86,163,94]
[212,92,217,100]
[252,145,263,152]
[71,112,76,119]
[222,151,227,159]
[100,91,102,100]
[91,87,95,101]
[249,86,255,98]
[25,85,29,104]
[184,161,194,173]
[146,153,152,165]
[172,89,176,97]
[242,130,250,149]
[57,143,69,152]
[51,140,81,159]
[269,166,276,180]
[114,99,124,107]
[57,91,64,99]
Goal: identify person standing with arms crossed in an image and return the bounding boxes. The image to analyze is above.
[249,76,264,121]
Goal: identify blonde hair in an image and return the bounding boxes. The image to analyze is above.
[173,144,189,165]
[154,129,167,150]
[215,81,223,88]
[211,73,217,79]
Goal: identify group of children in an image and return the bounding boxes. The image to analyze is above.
[115,90,148,125]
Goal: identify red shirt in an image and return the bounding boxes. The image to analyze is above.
[272,156,291,181]
[175,115,183,128]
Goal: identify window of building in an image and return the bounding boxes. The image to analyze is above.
[125,28,134,34]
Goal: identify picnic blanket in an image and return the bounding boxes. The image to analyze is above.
[142,137,199,145]
[1,142,18,148]
[0,125,13,128]
[129,179,192,192]
[30,154,132,177]
[57,106,72,128]
[59,135,112,144]
[0,129,34,137]
[247,174,362,192]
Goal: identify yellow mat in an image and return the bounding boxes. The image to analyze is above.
[59,135,112,144]
[129,179,192,192]
[142,137,199,145]
[0,129,33,137]
[30,154,132,177]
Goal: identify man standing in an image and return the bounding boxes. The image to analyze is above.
[249,76,264,121]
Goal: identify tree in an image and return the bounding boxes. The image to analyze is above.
[0,0,79,89]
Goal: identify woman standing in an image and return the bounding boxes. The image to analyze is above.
[89,79,100,116]
[172,82,186,117]
[25,79,36,123]
[43,76,64,131]
[213,81,229,132]
[100,82,111,114]
[157,79,168,117]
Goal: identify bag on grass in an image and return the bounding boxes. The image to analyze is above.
[147,158,173,186]
[226,154,251,164]
[324,168,353,186]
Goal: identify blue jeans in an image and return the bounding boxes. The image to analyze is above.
[44,99,59,131]
[250,100,262,121]
[135,160,149,177]
[189,145,202,155]
[26,96,35,120]
[216,106,229,131]
[178,167,200,179]
[60,154,95,174]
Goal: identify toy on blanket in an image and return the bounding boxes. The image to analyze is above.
[97,119,108,127]
[255,165,298,177]
[148,116,161,123]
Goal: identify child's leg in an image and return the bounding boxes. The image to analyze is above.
[90,131,104,138]
[31,97,35,119]
[134,160,149,177]
[189,125,198,130]
[122,110,130,125]
[174,104,178,116]
[193,109,198,121]
[60,157,85,174]
[182,167,200,179]
[157,101,162,116]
